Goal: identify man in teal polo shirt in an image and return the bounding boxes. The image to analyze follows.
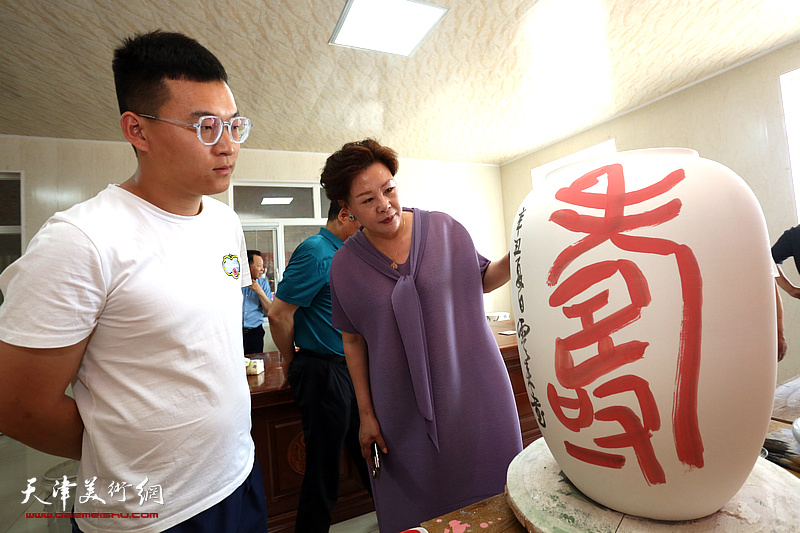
[268,200,366,532]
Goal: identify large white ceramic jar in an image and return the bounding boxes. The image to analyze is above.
[510,148,777,520]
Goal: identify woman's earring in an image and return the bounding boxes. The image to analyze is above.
[348,214,355,221]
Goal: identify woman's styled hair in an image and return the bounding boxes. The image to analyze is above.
[320,139,399,204]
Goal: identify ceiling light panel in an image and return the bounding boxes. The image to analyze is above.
[330,0,449,57]
[261,197,294,205]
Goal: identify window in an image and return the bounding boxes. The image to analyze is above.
[234,185,316,220]
[531,139,616,186]
[0,172,23,306]
[781,68,800,221]
[232,183,328,291]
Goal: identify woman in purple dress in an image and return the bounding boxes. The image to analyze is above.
[323,139,523,532]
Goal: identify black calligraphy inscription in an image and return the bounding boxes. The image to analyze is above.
[513,207,546,428]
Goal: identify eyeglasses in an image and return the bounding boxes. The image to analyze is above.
[138,114,252,145]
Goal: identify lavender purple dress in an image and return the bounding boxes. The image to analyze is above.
[330,208,522,532]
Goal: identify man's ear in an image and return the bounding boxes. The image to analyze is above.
[120,112,149,153]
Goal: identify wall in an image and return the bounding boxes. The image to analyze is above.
[395,158,508,313]
[0,136,137,239]
[499,39,800,383]
[0,135,510,313]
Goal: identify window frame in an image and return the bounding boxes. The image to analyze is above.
[780,68,800,222]
[0,171,24,306]
[230,182,327,288]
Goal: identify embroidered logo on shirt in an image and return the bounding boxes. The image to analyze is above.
[222,254,241,279]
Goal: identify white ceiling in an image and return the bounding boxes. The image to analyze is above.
[2,0,800,165]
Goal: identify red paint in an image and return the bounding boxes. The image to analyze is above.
[546,163,704,482]
[564,440,626,468]
[547,165,685,287]
[595,375,660,432]
[594,406,666,485]
[449,520,470,533]
[550,260,651,389]
[548,383,593,431]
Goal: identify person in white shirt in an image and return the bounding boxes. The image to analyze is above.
[0,30,268,533]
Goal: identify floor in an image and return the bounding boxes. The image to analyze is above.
[1,435,75,533]
[0,433,379,533]
[330,511,379,533]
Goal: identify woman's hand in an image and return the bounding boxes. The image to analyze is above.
[359,412,387,459]
[343,331,387,457]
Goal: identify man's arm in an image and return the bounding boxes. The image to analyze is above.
[267,297,299,366]
[250,280,273,314]
[775,264,800,299]
[483,252,511,293]
[0,338,88,460]
[776,281,788,362]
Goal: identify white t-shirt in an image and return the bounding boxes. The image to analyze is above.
[0,185,254,533]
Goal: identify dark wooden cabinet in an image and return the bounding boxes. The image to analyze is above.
[248,358,373,533]
[248,319,540,532]
[489,320,543,447]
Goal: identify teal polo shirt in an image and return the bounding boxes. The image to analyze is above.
[275,227,345,357]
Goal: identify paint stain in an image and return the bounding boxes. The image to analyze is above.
[480,523,489,528]
[449,520,470,533]
[560,513,576,524]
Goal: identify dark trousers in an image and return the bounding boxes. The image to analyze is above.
[243,325,265,355]
[72,459,268,532]
[288,349,371,533]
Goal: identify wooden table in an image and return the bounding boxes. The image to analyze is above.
[772,373,800,424]
[490,320,542,447]
[421,494,525,532]
[422,374,800,531]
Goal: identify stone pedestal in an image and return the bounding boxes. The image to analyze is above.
[506,439,800,532]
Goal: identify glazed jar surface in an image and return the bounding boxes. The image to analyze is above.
[511,148,777,520]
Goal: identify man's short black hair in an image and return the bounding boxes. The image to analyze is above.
[327,200,343,222]
[112,30,228,116]
[247,250,262,265]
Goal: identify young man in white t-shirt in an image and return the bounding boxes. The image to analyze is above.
[0,31,268,533]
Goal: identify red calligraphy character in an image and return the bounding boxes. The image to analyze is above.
[548,164,704,469]
[594,375,664,484]
[561,381,665,484]
[564,440,626,470]
[547,383,593,432]
[593,405,666,485]
[550,259,651,389]
[594,374,660,432]
[547,164,685,287]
